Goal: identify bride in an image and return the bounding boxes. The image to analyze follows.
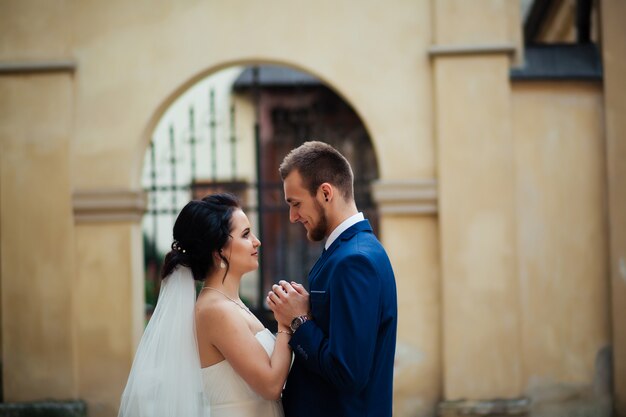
[118,193,305,417]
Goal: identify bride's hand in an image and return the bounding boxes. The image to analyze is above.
[266,280,310,327]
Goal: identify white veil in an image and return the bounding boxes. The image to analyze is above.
[118,266,210,417]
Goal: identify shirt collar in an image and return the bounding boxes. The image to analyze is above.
[325,212,365,250]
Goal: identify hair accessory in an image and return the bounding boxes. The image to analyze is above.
[171,240,186,254]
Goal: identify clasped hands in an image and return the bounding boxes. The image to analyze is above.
[266,280,310,331]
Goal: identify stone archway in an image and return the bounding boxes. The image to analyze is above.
[138,62,381,324]
[2,3,439,417]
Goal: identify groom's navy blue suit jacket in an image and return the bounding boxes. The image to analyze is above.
[282,220,397,417]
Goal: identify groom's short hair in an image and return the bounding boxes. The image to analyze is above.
[279,141,354,201]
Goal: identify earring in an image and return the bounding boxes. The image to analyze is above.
[220,261,226,269]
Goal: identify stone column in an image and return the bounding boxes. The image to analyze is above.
[600,1,626,415]
[430,0,526,412]
[0,68,78,399]
[72,190,146,417]
[372,179,441,417]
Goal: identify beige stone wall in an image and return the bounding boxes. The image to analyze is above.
[512,82,611,413]
[600,1,626,415]
[436,54,522,399]
[0,0,71,60]
[1,0,78,399]
[0,0,621,416]
[0,73,78,399]
[75,223,144,417]
[432,0,524,402]
[1,0,438,415]
[61,0,434,188]
[383,215,441,417]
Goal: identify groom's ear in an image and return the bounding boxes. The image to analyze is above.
[319,182,333,202]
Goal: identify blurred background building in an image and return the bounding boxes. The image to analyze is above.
[0,1,624,416]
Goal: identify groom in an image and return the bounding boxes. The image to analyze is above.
[267,141,397,417]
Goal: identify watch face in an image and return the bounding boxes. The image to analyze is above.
[289,317,300,332]
[290,316,305,332]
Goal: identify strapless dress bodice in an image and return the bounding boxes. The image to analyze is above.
[201,328,284,417]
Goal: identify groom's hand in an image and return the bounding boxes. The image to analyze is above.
[266,280,310,327]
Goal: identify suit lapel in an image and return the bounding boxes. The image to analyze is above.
[308,247,330,284]
[307,220,373,285]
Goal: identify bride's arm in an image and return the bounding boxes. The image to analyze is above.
[197,302,292,400]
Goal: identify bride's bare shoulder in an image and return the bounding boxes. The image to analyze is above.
[196,294,242,327]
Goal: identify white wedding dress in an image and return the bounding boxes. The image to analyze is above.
[118,268,283,417]
[201,328,285,417]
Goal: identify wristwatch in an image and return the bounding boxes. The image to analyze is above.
[289,315,310,333]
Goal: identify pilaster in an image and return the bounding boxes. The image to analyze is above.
[372,179,441,416]
[431,0,525,406]
[0,72,78,400]
[72,189,146,417]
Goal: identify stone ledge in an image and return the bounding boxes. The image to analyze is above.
[0,400,87,417]
[429,43,516,57]
[371,179,438,215]
[73,189,147,224]
[0,60,77,75]
[438,398,531,416]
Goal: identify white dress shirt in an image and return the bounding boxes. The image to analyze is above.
[324,212,365,250]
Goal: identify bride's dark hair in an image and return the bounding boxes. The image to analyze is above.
[161,193,240,281]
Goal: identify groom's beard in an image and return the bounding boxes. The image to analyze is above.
[308,199,328,242]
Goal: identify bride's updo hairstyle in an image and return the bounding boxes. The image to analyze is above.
[161,193,240,281]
